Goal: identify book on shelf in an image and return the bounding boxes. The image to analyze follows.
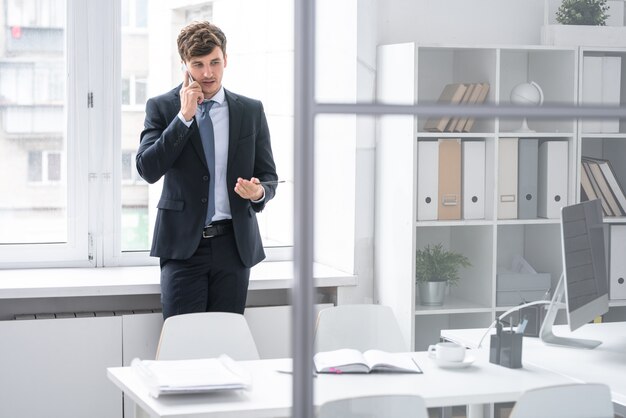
[582,160,612,216]
[313,349,422,374]
[454,82,482,132]
[446,83,475,132]
[423,83,468,132]
[131,355,252,398]
[462,82,490,133]
[580,161,599,202]
[582,157,626,216]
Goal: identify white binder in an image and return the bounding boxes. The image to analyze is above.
[602,56,621,133]
[462,141,485,219]
[498,138,518,219]
[538,141,568,219]
[610,225,626,300]
[417,141,439,220]
[582,56,603,133]
[518,139,539,219]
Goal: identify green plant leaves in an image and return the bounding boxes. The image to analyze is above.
[415,243,471,286]
[556,0,609,26]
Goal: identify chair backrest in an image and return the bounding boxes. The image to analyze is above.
[156,312,260,360]
[314,304,407,353]
[509,383,614,418]
[318,395,428,418]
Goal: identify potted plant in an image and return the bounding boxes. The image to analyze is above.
[556,0,609,25]
[542,0,626,47]
[415,244,471,306]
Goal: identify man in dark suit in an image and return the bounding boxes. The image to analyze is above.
[136,21,278,319]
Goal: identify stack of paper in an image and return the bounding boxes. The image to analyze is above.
[131,355,252,398]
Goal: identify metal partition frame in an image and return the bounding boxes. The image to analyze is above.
[292,2,626,416]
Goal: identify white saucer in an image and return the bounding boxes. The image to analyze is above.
[432,355,475,369]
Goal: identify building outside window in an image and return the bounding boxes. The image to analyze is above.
[0,0,67,246]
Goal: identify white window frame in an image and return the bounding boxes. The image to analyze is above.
[27,150,63,184]
[0,0,90,268]
[1,1,294,268]
[121,74,147,110]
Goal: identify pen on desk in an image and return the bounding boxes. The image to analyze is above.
[276,369,318,377]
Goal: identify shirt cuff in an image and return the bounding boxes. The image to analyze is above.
[251,185,266,203]
[177,111,193,127]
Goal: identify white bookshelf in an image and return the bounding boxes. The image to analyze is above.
[375,43,580,350]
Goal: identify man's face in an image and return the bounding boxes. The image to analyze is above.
[186,47,227,100]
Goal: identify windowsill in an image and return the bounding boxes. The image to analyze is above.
[0,261,357,299]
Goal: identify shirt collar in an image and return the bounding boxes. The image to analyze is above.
[203,86,225,106]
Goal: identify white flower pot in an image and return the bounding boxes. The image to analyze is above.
[417,281,447,306]
[541,24,626,47]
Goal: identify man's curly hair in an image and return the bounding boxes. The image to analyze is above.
[177,21,227,62]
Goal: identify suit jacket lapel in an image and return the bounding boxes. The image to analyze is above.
[173,87,207,168]
[225,89,242,167]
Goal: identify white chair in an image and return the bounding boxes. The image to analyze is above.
[155,312,260,360]
[314,304,407,353]
[318,395,428,418]
[509,383,614,418]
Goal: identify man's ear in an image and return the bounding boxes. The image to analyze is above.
[223,53,228,68]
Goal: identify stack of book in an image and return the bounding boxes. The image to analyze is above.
[131,355,252,398]
[423,82,490,133]
[581,157,626,217]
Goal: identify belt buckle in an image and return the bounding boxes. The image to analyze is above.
[203,226,216,238]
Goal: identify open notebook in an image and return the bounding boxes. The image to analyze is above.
[314,349,422,374]
[131,355,252,397]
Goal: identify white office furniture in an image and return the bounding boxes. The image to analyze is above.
[0,316,122,418]
[318,394,428,418]
[441,322,626,416]
[314,304,408,353]
[156,312,260,361]
[376,43,581,351]
[509,383,614,418]
[108,350,576,418]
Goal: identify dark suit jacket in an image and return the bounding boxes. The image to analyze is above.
[136,85,278,267]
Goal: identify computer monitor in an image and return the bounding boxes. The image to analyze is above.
[539,199,609,349]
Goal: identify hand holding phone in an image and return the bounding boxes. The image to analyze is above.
[181,63,195,85]
[180,63,203,119]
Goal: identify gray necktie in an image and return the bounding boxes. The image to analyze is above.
[198,100,216,225]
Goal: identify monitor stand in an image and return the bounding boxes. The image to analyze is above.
[539,273,602,349]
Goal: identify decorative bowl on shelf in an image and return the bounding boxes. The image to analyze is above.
[510,81,544,133]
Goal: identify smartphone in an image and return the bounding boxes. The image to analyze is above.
[181,63,194,84]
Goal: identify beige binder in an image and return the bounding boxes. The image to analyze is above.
[438,139,462,220]
[498,138,519,219]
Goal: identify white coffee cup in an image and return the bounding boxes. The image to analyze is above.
[428,342,466,362]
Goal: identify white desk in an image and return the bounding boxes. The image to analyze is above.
[441,322,626,416]
[108,352,575,418]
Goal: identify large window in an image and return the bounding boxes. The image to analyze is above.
[118,1,294,258]
[0,0,75,251]
[0,0,293,266]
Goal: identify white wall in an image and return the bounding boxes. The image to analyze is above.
[377,0,546,46]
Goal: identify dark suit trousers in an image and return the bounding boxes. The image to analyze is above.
[159,229,250,319]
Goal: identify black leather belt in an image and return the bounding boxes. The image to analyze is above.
[202,220,233,238]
